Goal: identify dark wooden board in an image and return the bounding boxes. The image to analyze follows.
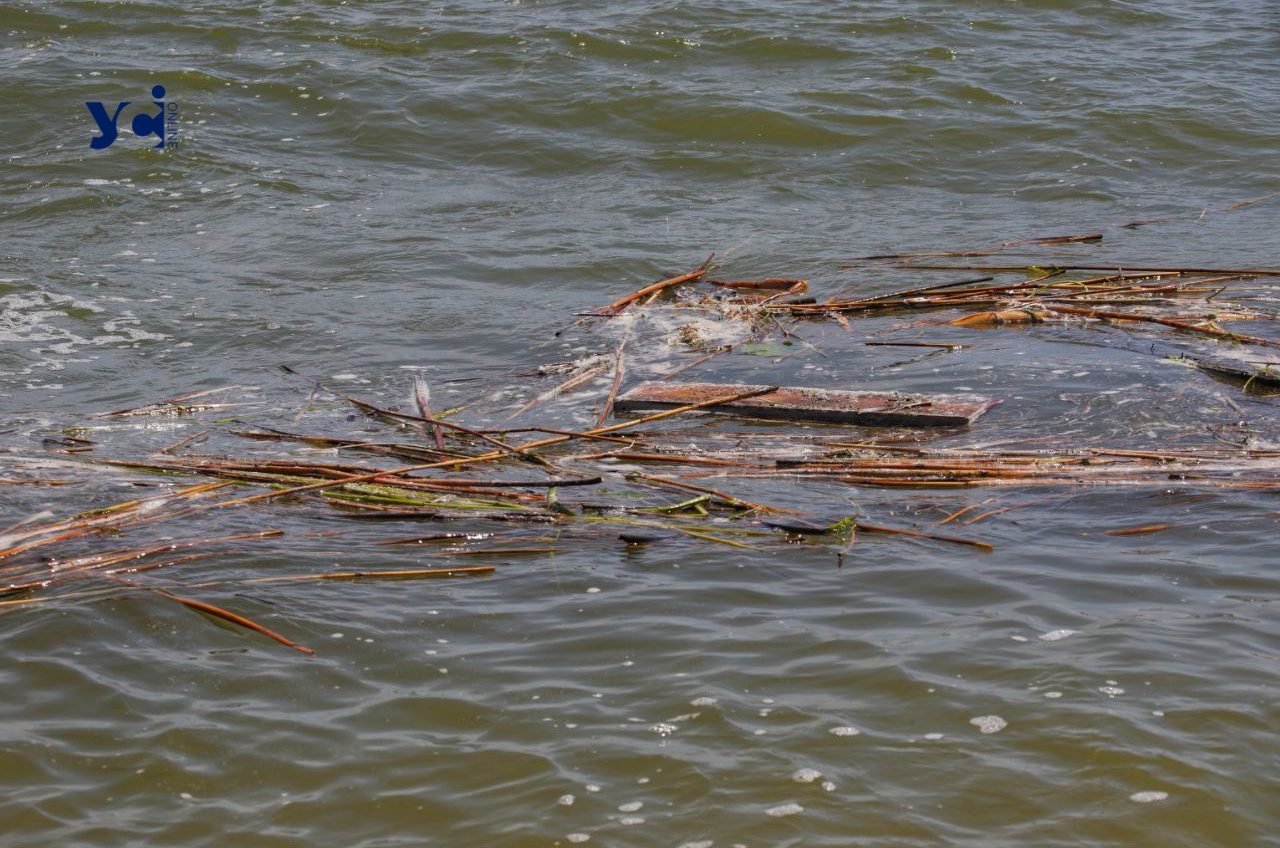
[614,381,1000,427]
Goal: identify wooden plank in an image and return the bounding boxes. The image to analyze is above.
[1187,357,1280,388]
[613,381,999,427]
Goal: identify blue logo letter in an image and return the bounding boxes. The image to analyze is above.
[85,100,129,149]
[130,85,166,149]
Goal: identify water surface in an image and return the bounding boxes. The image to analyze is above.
[2,2,1278,846]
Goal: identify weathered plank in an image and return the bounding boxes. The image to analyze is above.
[613,381,999,427]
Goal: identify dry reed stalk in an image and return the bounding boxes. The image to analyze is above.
[1042,304,1280,349]
[510,364,609,419]
[595,339,627,428]
[413,376,447,450]
[249,565,496,583]
[853,521,993,551]
[151,588,314,655]
[592,258,713,316]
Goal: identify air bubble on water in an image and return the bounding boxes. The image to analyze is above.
[829,726,861,737]
[1129,791,1169,803]
[619,801,643,812]
[649,723,677,736]
[558,794,575,806]
[765,803,804,817]
[1099,686,1124,697]
[691,696,717,706]
[791,768,822,784]
[1039,629,1077,642]
[970,715,1007,734]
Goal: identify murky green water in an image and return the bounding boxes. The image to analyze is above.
[2,2,1279,846]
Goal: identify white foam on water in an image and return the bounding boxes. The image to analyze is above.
[970,715,1007,734]
[678,841,713,848]
[829,726,861,737]
[1039,629,1077,642]
[1044,691,1063,699]
[566,833,590,843]
[618,801,643,812]
[765,802,804,818]
[924,733,944,740]
[1099,686,1125,697]
[585,784,601,793]
[618,816,644,825]
[791,768,822,784]
[558,794,575,806]
[821,781,836,792]
[690,696,717,706]
[649,723,677,736]
[1129,791,1169,803]
[1010,635,1030,642]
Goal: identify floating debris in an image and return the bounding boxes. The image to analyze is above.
[615,381,1000,427]
[5,251,1280,655]
[970,715,1008,734]
[791,768,823,784]
[1129,791,1170,804]
[1039,629,1078,642]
